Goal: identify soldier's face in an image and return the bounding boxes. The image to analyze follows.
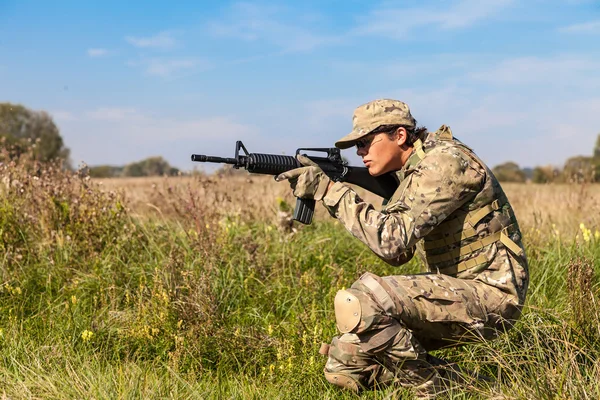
[356,130,406,176]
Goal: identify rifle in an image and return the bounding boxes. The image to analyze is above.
[191,141,399,224]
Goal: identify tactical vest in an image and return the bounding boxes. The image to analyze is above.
[386,126,524,276]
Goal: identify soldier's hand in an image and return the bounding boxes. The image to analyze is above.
[275,154,331,200]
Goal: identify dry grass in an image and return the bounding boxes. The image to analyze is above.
[96,176,600,237]
[504,182,600,236]
[1,155,600,399]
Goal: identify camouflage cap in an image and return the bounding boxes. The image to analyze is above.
[335,99,416,149]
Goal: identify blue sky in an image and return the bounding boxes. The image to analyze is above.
[1,0,600,171]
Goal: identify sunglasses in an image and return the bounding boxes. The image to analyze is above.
[355,134,383,150]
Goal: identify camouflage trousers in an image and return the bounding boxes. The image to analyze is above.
[322,272,520,398]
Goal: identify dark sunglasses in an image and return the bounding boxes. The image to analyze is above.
[355,134,378,149]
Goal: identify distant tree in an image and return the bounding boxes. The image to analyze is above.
[123,161,145,177]
[0,103,71,166]
[122,156,179,177]
[491,162,527,183]
[532,165,560,184]
[593,133,600,180]
[562,156,596,183]
[215,164,247,177]
[521,167,534,181]
[88,165,124,178]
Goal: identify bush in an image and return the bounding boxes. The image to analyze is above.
[122,156,179,177]
[532,165,560,183]
[492,161,527,182]
[562,156,596,183]
[0,103,71,166]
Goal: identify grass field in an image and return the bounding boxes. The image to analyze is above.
[1,157,600,399]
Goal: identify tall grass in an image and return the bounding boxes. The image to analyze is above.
[1,151,600,399]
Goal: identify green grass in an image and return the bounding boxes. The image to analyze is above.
[1,156,600,399]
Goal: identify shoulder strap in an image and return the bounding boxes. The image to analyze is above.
[437,125,453,141]
[413,139,426,160]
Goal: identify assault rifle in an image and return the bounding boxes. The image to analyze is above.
[191,141,399,224]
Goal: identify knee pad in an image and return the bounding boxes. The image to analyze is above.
[334,290,362,333]
[334,277,397,334]
[324,371,360,392]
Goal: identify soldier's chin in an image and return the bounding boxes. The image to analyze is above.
[367,165,383,176]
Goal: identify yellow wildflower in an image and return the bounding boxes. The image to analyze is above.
[583,229,591,242]
[81,330,94,341]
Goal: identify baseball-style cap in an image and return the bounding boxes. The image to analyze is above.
[335,99,416,149]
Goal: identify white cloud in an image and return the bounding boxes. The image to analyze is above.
[87,48,109,58]
[82,107,257,141]
[440,0,514,28]
[126,58,211,78]
[303,99,356,133]
[300,53,600,169]
[144,59,204,77]
[125,31,178,49]
[559,19,600,34]
[86,107,139,121]
[51,111,77,122]
[57,108,260,169]
[401,88,600,169]
[207,3,341,53]
[207,0,512,53]
[468,56,600,87]
[354,0,514,39]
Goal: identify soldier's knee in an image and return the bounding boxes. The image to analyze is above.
[324,371,360,392]
[324,334,371,392]
[333,272,401,334]
[334,289,363,333]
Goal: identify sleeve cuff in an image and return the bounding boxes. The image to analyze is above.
[322,182,351,207]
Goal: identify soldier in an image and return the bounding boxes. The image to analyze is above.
[276,99,529,398]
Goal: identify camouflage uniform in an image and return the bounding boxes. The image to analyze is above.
[315,100,529,397]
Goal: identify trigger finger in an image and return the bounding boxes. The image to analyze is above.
[276,169,302,182]
[296,154,318,167]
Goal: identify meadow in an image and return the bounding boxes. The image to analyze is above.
[1,154,600,399]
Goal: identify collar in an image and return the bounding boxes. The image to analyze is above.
[395,139,425,181]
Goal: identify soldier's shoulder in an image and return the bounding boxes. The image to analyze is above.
[420,142,485,179]
[422,142,468,164]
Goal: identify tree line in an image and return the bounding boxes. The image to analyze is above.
[0,102,179,177]
[492,134,600,183]
[2,102,600,182]
[87,157,180,178]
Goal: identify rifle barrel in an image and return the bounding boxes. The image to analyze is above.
[191,154,239,164]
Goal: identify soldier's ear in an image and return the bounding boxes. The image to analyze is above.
[395,127,407,146]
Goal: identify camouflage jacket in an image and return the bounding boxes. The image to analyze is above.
[322,126,528,305]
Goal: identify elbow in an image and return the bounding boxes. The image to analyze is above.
[381,256,404,267]
[378,248,415,266]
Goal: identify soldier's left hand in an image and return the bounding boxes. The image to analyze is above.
[275,155,331,200]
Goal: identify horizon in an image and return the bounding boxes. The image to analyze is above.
[1,0,600,172]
